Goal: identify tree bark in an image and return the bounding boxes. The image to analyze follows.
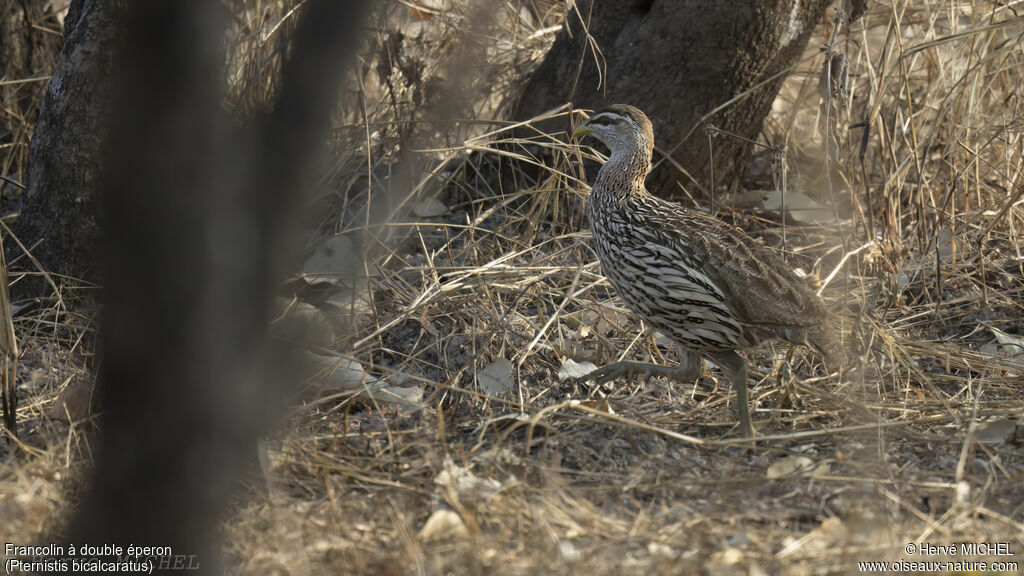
[0,1,65,182]
[12,0,125,288]
[515,0,830,198]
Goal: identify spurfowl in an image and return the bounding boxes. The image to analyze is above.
[572,104,842,437]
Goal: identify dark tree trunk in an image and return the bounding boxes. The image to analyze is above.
[61,0,369,570]
[515,0,831,198]
[13,0,125,288]
[0,1,65,183]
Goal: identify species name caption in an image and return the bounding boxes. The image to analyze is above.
[4,543,200,573]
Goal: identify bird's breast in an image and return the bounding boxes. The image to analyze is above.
[586,201,748,351]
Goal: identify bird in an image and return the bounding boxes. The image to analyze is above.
[571,104,842,437]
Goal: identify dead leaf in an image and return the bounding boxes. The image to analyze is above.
[558,541,581,563]
[984,326,1024,376]
[557,358,597,381]
[767,455,818,479]
[974,418,1015,445]
[762,190,834,225]
[47,377,93,423]
[413,197,449,218]
[478,357,513,397]
[936,228,956,262]
[716,547,744,565]
[302,235,358,283]
[302,352,422,408]
[578,399,613,414]
[418,509,468,540]
[989,326,1024,355]
[435,457,503,497]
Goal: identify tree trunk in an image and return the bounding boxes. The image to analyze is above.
[0,1,65,183]
[515,0,830,198]
[61,0,369,568]
[12,0,125,288]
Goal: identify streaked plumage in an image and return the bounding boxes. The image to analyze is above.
[573,104,841,437]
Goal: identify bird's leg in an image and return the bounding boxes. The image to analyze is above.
[710,351,754,438]
[735,359,754,439]
[576,351,703,387]
[776,347,801,409]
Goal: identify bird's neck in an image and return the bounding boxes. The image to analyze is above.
[592,145,651,204]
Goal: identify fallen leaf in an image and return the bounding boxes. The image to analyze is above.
[762,190,834,225]
[936,228,956,262]
[974,418,1015,445]
[578,399,613,413]
[478,357,513,397]
[413,197,449,218]
[557,358,597,381]
[558,541,580,563]
[46,377,93,422]
[302,235,358,283]
[647,542,675,559]
[435,457,503,497]
[990,326,1024,355]
[717,547,744,565]
[302,352,422,408]
[985,326,1024,376]
[418,509,468,541]
[767,455,817,479]
[472,447,522,467]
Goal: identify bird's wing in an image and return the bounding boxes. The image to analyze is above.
[633,195,826,330]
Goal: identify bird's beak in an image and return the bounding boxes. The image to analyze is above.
[572,122,592,139]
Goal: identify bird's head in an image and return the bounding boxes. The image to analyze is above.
[572,104,655,158]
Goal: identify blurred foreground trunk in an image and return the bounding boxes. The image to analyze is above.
[61,1,368,572]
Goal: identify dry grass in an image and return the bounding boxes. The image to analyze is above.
[2,1,1024,574]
